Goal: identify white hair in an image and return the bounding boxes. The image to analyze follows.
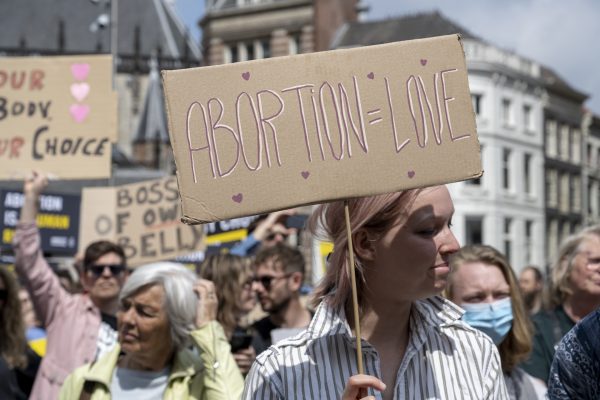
[120,262,197,351]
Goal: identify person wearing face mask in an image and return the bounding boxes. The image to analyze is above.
[446,244,545,400]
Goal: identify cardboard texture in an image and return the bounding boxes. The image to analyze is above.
[79,176,205,267]
[163,34,481,223]
[0,55,117,179]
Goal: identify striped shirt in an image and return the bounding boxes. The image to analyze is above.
[243,296,509,399]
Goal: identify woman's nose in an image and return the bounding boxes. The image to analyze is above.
[440,227,460,254]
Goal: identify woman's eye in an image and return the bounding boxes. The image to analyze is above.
[417,227,437,236]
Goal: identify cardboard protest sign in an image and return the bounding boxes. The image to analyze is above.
[1,190,81,255]
[0,55,117,179]
[163,34,481,223]
[79,176,205,267]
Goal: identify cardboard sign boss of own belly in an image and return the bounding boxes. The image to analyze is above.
[162,34,482,223]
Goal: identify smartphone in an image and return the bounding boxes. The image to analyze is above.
[285,214,307,230]
[230,331,253,353]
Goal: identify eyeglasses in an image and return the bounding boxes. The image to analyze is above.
[583,255,600,270]
[86,264,126,278]
[265,232,289,242]
[252,274,291,290]
[0,289,6,301]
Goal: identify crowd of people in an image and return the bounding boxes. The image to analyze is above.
[1,173,600,399]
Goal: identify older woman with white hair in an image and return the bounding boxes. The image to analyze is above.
[522,225,600,384]
[60,262,244,399]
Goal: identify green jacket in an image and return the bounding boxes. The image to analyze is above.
[59,322,244,400]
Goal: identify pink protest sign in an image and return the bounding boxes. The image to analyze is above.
[0,55,117,179]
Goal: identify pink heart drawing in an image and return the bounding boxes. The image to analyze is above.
[232,193,243,203]
[367,72,375,80]
[301,171,310,179]
[242,72,250,81]
[71,63,91,81]
[70,82,90,102]
[407,170,416,179]
[420,59,427,66]
[69,104,90,123]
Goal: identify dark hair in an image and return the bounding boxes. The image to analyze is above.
[254,243,305,276]
[83,240,126,269]
[521,265,543,283]
[0,267,27,369]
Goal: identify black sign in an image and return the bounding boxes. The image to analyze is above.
[1,190,81,255]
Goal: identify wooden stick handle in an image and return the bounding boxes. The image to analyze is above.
[344,200,364,375]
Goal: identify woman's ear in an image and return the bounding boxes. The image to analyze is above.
[353,229,376,262]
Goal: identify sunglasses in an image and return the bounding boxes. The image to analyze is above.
[86,264,126,278]
[265,232,289,242]
[0,289,6,301]
[252,274,291,290]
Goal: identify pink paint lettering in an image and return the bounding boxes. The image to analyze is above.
[0,69,45,90]
[0,136,25,158]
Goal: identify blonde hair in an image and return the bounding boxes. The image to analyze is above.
[549,225,600,309]
[446,245,532,373]
[0,267,27,369]
[199,254,253,338]
[308,190,420,310]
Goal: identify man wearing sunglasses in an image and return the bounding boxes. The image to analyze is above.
[251,243,312,356]
[12,171,128,400]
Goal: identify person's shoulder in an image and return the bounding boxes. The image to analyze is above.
[578,307,600,330]
[253,329,312,366]
[444,317,497,346]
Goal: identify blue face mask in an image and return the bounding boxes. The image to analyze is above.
[461,298,513,345]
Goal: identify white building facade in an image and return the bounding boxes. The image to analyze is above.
[448,39,547,272]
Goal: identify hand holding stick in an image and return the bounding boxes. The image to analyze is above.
[341,374,386,400]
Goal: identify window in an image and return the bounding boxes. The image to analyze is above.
[560,221,570,243]
[245,42,255,61]
[524,153,532,194]
[588,181,596,215]
[260,39,271,59]
[559,124,570,160]
[465,216,483,245]
[546,120,557,157]
[502,98,513,126]
[523,104,533,131]
[548,219,559,262]
[524,220,533,264]
[572,129,581,163]
[226,44,239,63]
[547,169,558,207]
[471,94,482,115]
[504,218,512,263]
[560,173,570,212]
[502,148,511,190]
[572,176,581,212]
[288,33,301,55]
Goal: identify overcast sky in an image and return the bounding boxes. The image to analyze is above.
[175,0,600,114]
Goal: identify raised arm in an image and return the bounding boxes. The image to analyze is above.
[191,279,244,399]
[13,171,71,327]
